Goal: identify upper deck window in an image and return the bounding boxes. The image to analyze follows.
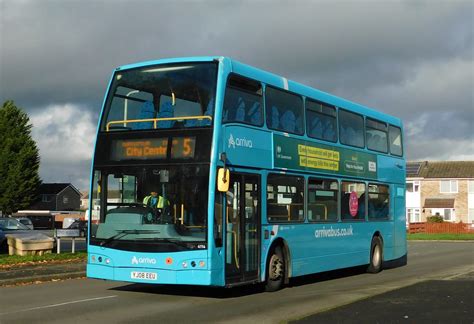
[223,75,263,126]
[306,100,337,142]
[339,110,364,148]
[366,118,388,153]
[389,125,403,156]
[265,87,304,135]
[101,63,217,131]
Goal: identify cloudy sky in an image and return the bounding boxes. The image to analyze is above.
[1,0,473,190]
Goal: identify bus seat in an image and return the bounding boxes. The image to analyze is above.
[295,115,303,133]
[271,106,280,129]
[235,97,245,122]
[185,98,214,127]
[132,101,155,130]
[280,109,296,133]
[310,116,322,138]
[157,101,175,128]
[248,102,261,125]
[200,98,214,126]
[323,120,335,141]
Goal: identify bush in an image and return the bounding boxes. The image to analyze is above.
[427,215,444,223]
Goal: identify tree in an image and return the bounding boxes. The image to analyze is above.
[0,100,41,215]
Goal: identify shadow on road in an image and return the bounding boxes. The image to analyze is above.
[109,265,382,298]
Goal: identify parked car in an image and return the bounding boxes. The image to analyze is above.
[68,219,88,237]
[17,217,34,230]
[0,217,54,254]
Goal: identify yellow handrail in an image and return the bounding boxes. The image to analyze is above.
[106,115,213,131]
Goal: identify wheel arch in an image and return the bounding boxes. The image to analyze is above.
[264,237,292,284]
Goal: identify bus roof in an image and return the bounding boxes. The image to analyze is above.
[115,56,402,127]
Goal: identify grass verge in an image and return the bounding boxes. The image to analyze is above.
[0,252,87,267]
[407,233,474,241]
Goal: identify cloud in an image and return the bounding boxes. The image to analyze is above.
[0,0,472,188]
[30,104,97,189]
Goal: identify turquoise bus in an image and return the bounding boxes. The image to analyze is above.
[87,56,406,291]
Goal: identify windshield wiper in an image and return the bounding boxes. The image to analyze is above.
[148,238,190,248]
[100,229,161,247]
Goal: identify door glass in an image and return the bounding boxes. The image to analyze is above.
[226,179,241,276]
[244,181,258,273]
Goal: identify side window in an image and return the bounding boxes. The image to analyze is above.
[341,181,366,221]
[368,184,390,220]
[389,125,403,156]
[339,110,365,148]
[265,87,304,134]
[267,174,304,222]
[366,118,388,153]
[222,75,263,126]
[306,100,337,142]
[308,178,338,222]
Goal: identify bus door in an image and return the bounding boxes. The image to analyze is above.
[225,173,260,284]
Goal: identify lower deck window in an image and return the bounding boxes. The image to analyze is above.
[267,174,304,222]
[368,184,389,220]
[341,181,366,221]
[308,178,338,222]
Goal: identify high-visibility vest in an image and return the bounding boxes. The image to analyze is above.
[143,195,169,208]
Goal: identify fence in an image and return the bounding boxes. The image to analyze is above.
[408,222,474,234]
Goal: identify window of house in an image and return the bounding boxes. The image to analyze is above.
[468,209,474,223]
[307,178,338,222]
[223,74,263,126]
[388,125,403,156]
[339,110,364,148]
[440,180,458,193]
[42,195,53,203]
[407,181,420,193]
[63,197,69,204]
[366,118,388,153]
[265,86,304,134]
[341,181,366,220]
[306,100,337,142]
[267,174,304,222]
[468,181,474,193]
[432,208,455,222]
[407,208,421,223]
[368,184,389,220]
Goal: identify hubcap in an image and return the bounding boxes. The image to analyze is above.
[269,254,283,280]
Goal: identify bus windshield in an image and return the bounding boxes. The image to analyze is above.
[90,164,209,251]
[102,62,217,132]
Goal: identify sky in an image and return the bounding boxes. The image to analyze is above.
[1,0,473,190]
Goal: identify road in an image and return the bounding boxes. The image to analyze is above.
[0,242,472,323]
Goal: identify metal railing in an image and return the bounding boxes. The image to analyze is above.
[106,116,213,132]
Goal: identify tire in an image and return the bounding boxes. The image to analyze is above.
[367,236,383,273]
[265,245,285,292]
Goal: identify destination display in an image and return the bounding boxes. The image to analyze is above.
[274,135,377,179]
[111,137,196,161]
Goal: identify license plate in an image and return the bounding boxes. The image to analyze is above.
[131,271,157,281]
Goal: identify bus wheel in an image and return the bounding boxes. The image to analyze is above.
[265,246,285,292]
[367,236,383,273]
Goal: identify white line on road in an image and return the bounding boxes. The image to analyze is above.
[0,295,118,316]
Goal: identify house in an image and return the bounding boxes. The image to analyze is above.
[29,183,81,211]
[406,161,474,224]
[80,191,89,211]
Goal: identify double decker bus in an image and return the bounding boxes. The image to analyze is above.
[87,56,406,291]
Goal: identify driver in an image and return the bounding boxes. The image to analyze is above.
[143,191,171,222]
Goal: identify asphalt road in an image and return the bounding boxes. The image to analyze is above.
[0,242,472,324]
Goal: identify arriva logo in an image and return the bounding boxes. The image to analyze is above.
[131,256,157,265]
[228,133,253,149]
